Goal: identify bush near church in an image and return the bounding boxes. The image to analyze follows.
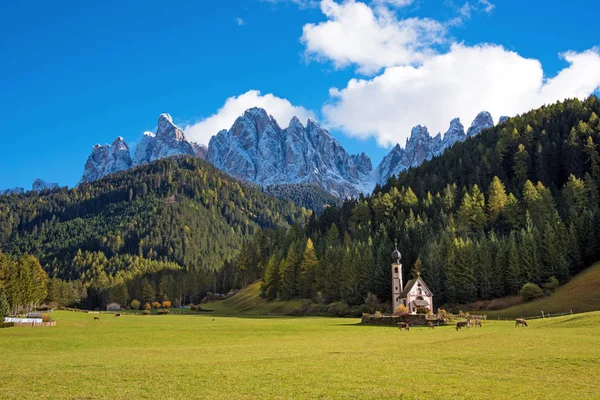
[520,283,544,301]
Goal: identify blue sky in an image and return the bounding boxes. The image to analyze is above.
[1,0,599,189]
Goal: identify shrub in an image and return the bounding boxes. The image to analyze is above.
[327,301,350,317]
[157,309,170,315]
[415,306,430,315]
[393,304,409,316]
[152,301,162,309]
[161,301,172,309]
[437,309,453,322]
[142,310,151,315]
[41,314,52,322]
[0,322,14,328]
[520,283,544,301]
[144,303,152,311]
[543,277,559,295]
[130,300,141,310]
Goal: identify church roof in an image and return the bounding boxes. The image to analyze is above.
[399,275,433,298]
[400,279,417,298]
[413,299,430,307]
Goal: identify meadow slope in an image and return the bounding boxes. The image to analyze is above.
[1,311,599,399]
[485,262,600,318]
[204,281,301,315]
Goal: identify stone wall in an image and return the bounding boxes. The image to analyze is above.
[361,313,444,326]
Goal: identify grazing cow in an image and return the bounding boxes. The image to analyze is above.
[114,313,121,317]
[515,318,528,327]
[456,321,469,331]
[427,322,435,329]
[398,322,410,331]
[94,316,100,321]
[473,319,482,327]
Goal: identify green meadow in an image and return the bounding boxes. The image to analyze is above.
[1,311,599,399]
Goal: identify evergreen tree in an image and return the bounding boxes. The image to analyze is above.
[487,176,508,222]
[300,239,319,299]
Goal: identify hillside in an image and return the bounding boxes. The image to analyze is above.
[203,281,302,315]
[224,96,600,308]
[0,156,304,308]
[263,183,341,214]
[484,262,600,318]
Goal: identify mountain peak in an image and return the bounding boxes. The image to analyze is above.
[207,112,372,198]
[133,113,196,166]
[467,111,494,137]
[82,137,133,183]
[32,178,59,191]
[159,113,173,123]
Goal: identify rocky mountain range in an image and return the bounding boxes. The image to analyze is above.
[80,115,207,183]
[207,108,372,198]
[70,108,505,198]
[374,111,504,185]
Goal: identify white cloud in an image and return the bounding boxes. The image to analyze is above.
[479,0,495,13]
[323,44,600,147]
[235,17,246,26]
[184,90,316,145]
[371,0,414,8]
[301,0,447,74]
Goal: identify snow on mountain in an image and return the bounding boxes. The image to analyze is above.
[376,112,496,185]
[81,136,133,182]
[32,179,59,191]
[467,111,494,137]
[499,116,509,124]
[132,114,198,166]
[77,108,505,198]
[442,118,466,149]
[207,108,372,198]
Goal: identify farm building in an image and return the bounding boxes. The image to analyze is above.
[106,302,121,311]
[391,243,434,314]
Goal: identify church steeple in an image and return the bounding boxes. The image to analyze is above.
[391,241,403,311]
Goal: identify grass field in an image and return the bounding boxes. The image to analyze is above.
[1,311,600,399]
[485,262,600,319]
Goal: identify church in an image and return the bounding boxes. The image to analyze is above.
[391,243,434,314]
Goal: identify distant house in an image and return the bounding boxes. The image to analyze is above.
[106,302,121,311]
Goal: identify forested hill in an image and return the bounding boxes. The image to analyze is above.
[0,156,305,282]
[230,96,600,309]
[263,183,341,214]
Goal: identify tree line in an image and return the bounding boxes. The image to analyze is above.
[228,96,600,308]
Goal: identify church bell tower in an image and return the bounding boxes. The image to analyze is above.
[391,241,403,311]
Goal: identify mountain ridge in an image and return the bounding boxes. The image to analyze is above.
[73,108,500,198]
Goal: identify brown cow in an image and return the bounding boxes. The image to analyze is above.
[515,318,528,327]
[473,319,482,327]
[456,321,469,331]
[398,322,410,331]
[93,316,100,321]
[114,313,121,317]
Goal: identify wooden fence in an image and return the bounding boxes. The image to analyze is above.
[495,310,574,321]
